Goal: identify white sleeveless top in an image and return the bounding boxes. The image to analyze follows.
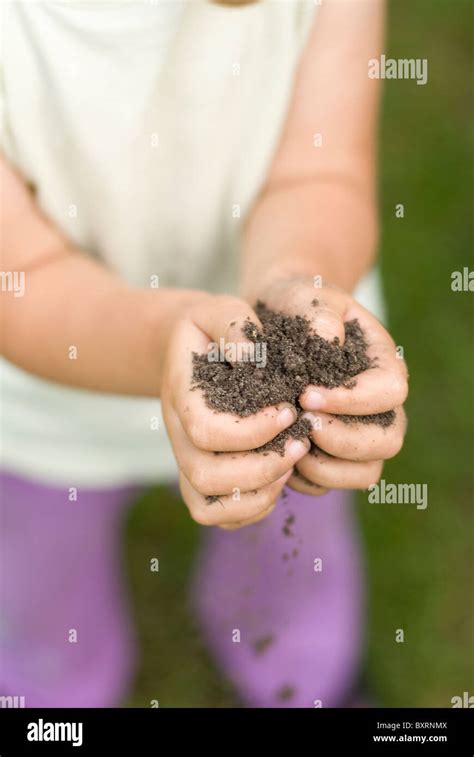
[0,0,384,486]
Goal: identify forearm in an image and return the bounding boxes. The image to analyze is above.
[1,155,207,396]
[241,176,378,303]
[241,0,383,303]
[1,250,205,396]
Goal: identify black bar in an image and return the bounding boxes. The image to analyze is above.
[0,707,472,755]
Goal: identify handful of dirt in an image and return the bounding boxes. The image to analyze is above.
[192,301,394,454]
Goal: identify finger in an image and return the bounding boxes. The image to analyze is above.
[299,306,408,415]
[219,501,277,530]
[168,319,300,451]
[180,469,292,527]
[265,278,348,342]
[304,408,407,462]
[287,469,329,497]
[179,391,299,452]
[191,294,263,364]
[297,447,384,490]
[300,366,407,415]
[307,286,348,342]
[169,323,298,451]
[170,411,309,494]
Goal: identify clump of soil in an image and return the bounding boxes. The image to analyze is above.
[193,302,372,416]
[282,513,296,537]
[192,301,394,456]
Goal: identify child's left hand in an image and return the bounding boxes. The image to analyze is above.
[250,277,409,495]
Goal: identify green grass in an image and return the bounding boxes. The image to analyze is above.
[125,486,239,708]
[357,0,473,707]
[124,0,473,707]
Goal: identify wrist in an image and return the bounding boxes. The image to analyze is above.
[242,267,343,307]
[143,287,210,395]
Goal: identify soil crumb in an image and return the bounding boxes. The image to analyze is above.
[204,495,224,507]
[276,684,296,702]
[282,513,296,537]
[253,634,275,655]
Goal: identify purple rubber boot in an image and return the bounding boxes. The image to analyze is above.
[191,487,365,708]
[0,471,137,707]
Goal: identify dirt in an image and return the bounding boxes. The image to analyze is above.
[192,302,373,416]
[276,684,296,701]
[191,301,394,456]
[282,513,296,537]
[252,634,275,655]
[204,495,224,506]
[256,415,313,456]
[195,302,397,520]
[336,410,396,428]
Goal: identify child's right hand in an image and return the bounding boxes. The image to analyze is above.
[161,295,310,529]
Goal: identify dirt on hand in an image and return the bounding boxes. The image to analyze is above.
[192,301,395,455]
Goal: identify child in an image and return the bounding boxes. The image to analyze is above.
[0,0,407,707]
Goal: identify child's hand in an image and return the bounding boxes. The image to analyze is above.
[161,295,310,529]
[253,277,408,495]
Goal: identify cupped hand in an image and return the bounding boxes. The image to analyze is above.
[254,277,408,495]
[161,294,310,529]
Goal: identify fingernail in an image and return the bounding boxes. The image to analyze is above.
[288,440,309,458]
[304,390,325,410]
[277,407,296,429]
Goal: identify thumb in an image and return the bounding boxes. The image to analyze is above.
[308,290,347,343]
[259,278,347,344]
[273,283,347,344]
[192,295,263,365]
